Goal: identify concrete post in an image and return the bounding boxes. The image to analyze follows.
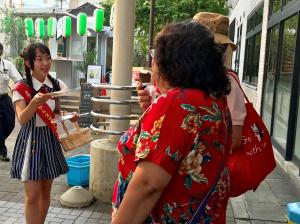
[90,0,136,202]
[109,0,136,143]
[256,0,270,114]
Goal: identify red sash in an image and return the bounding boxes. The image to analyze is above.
[13,81,59,139]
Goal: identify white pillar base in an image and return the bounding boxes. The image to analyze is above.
[89,139,119,203]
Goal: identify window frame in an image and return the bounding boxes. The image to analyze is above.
[261,0,300,163]
[242,3,264,86]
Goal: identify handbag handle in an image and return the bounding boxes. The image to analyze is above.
[61,120,81,137]
[73,121,80,131]
[227,69,250,104]
[61,121,70,136]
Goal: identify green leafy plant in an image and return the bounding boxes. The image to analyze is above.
[75,49,97,79]
[0,8,27,73]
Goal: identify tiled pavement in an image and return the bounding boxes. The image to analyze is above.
[1,120,300,223]
[1,121,112,223]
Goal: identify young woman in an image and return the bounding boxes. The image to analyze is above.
[10,43,70,224]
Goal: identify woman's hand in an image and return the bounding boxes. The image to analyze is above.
[31,92,51,108]
[15,93,51,125]
[15,93,50,125]
[69,112,79,122]
[137,82,152,112]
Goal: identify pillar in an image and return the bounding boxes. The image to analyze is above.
[89,0,136,202]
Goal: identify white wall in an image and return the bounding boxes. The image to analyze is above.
[229,0,267,112]
[229,0,263,80]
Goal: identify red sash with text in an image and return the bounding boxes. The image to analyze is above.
[13,81,59,139]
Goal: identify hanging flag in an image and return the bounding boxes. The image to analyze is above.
[62,16,71,38]
[94,9,104,32]
[25,18,34,37]
[35,18,45,38]
[77,13,87,36]
[47,17,57,38]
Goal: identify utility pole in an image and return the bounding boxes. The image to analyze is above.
[148,0,155,67]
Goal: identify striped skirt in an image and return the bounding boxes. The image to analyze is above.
[11,118,69,181]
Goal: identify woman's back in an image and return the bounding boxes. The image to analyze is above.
[114,87,231,223]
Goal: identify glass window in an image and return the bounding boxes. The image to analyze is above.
[271,0,282,14]
[252,33,261,85]
[106,38,113,72]
[234,24,243,73]
[256,7,264,27]
[243,5,263,86]
[247,5,264,32]
[273,14,298,149]
[243,33,261,86]
[87,37,96,51]
[243,38,252,83]
[284,0,294,6]
[294,96,300,161]
[57,37,66,57]
[262,25,280,130]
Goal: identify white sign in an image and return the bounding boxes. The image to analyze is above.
[56,17,63,39]
[87,65,102,84]
[110,4,115,28]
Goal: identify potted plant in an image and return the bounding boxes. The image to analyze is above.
[76,49,97,84]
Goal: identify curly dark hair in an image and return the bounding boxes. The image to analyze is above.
[154,21,230,97]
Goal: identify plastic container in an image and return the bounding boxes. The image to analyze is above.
[66,154,90,187]
[288,202,300,224]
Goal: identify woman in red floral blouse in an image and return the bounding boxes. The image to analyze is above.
[112,21,232,224]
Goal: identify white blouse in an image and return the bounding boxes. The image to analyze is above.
[12,76,67,127]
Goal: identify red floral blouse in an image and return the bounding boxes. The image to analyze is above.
[112,88,231,223]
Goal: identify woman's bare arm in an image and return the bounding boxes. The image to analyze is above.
[113,161,172,224]
[15,93,51,125]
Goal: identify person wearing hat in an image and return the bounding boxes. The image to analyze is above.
[193,12,246,151]
[0,42,22,162]
[137,12,246,151]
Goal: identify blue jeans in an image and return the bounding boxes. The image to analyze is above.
[0,94,15,156]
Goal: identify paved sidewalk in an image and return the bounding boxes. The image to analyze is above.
[1,121,299,223]
[0,121,112,223]
[230,162,300,223]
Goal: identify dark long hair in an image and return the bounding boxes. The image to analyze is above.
[154,21,230,97]
[20,43,60,93]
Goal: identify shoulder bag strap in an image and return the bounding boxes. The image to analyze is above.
[227,69,250,104]
[188,161,224,224]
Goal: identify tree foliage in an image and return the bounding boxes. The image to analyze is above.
[100,0,114,27]
[101,0,228,66]
[0,8,28,73]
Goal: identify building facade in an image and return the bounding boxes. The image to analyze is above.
[1,0,100,9]
[229,0,300,168]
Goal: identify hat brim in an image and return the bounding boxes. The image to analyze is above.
[214,33,237,51]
